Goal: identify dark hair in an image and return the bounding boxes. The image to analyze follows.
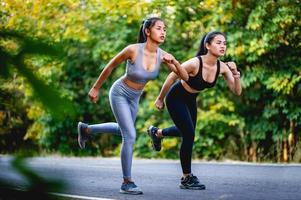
[196,31,226,56]
[137,17,164,43]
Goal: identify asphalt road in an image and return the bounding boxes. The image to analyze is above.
[0,155,300,200]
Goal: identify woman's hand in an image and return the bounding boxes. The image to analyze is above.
[226,62,240,79]
[88,87,100,103]
[162,53,175,64]
[224,61,242,95]
[155,97,165,110]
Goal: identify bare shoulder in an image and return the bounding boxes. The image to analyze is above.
[219,60,227,70]
[122,43,140,62]
[219,60,230,74]
[183,57,199,68]
[159,49,170,58]
[191,57,200,65]
[160,48,166,54]
[124,43,139,53]
[182,57,199,75]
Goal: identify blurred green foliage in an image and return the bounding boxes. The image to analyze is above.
[0,0,300,162]
[0,155,64,199]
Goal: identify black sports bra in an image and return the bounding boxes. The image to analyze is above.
[185,56,220,91]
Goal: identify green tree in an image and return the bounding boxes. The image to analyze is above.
[1,0,300,162]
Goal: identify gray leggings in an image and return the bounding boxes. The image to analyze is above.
[88,77,142,179]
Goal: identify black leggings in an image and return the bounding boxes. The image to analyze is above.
[163,81,198,174]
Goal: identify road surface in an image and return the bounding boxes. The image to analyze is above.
[0,155,300,200]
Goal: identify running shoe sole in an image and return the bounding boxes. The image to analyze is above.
[119,189,143,195]
[77,122,85,149]
[179,185,206,190]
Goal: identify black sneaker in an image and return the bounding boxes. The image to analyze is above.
[179,174,206,190]
[77,122,89,149]
[147,125,162,151]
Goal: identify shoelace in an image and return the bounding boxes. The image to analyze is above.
[190,174,200,184]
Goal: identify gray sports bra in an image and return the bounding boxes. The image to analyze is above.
[125,43,161,84]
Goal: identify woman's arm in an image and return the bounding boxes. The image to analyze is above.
[221,61,242,95]
[161,51,189,81]
[155,72,179,110]
[88,45,135,103]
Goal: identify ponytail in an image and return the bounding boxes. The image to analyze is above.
[137,21,146,43]
[196,31,226,56]
[196,35,207,56]
[137,17,164,43]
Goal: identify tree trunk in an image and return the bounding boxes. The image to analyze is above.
[248,142,257,162]
[283,140,288,162]
[288,121,296,162]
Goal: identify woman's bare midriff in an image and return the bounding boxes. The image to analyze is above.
[181,80,199,94]
[122,77,145,90]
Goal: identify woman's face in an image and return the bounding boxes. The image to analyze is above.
[207,34,227,57]
[147,20,166,44]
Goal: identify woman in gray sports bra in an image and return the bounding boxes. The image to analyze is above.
[77,17,187,195]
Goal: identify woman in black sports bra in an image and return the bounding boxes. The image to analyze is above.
[147,31,242,190]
